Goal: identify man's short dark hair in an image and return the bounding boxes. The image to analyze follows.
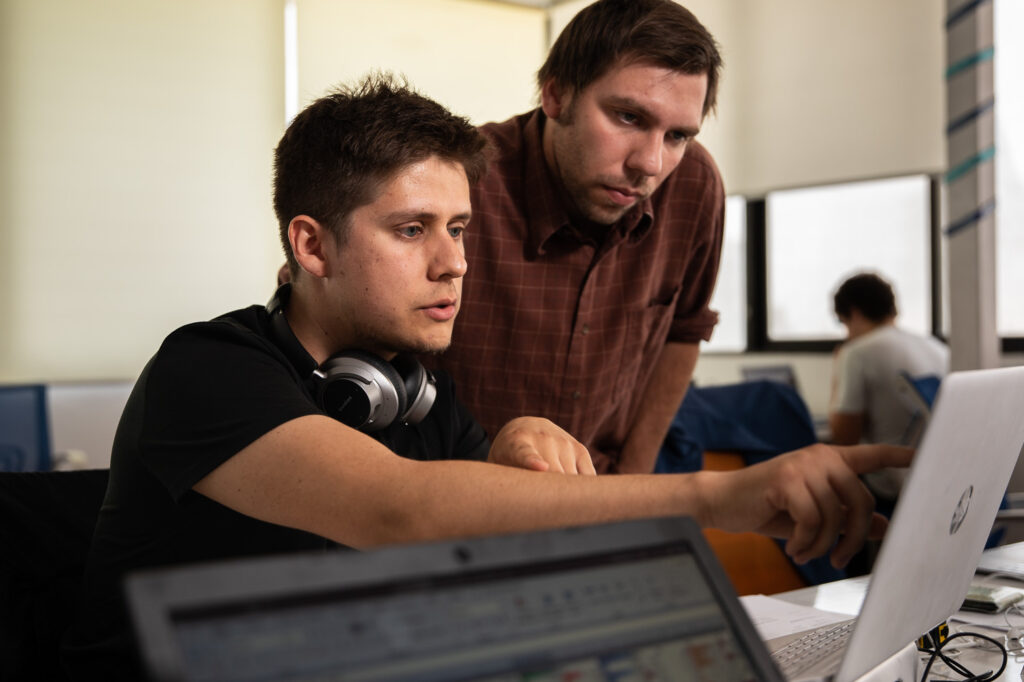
[273,73,489,276]
[537,0,723,118]
[834,273,898,323]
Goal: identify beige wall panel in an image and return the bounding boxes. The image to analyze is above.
[734,0,945,194]
[0,0,285,382]
[296,0,546,124]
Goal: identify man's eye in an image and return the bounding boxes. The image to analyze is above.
[448,226,465,238]
[669,131,691,143]
[617,111,638,125]
[398,225,422,238]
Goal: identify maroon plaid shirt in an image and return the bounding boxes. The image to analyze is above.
[432,110,724,472]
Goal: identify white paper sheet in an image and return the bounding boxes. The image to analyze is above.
[740,594,855,641]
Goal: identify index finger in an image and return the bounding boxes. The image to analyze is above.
[511,443,552,472]
[576,445,596,476]
[836,444,914,474]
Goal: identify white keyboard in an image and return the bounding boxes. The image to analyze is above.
[771,619,856,679]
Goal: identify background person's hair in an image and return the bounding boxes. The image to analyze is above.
[834,272,898,323]
[273,73,489,277]
[537,0,723,118]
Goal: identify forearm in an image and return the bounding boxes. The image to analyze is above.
[195,414,711,549]
[371,458,712,547]
[195,415,915,568]
[616,342,699,474]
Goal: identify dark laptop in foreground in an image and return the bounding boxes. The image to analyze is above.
[768,365,1024,681]
[127,515,784,682]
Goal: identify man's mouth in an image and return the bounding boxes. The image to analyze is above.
[603,185,643,207]
[421,299,458,322]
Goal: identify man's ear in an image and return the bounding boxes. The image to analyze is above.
[288,215,330,278]
[540,78,570,122]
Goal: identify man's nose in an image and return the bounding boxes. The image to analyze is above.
[627,132,664,177]
[429,234,467,280]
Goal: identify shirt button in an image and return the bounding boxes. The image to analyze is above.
[581,324,590,335]
[572,391,582,400]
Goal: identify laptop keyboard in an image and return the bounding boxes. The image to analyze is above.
[772,618,856,678]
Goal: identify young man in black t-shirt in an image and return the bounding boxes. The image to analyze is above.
[63,74,910,679]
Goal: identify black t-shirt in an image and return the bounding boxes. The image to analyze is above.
[62,305,489,679]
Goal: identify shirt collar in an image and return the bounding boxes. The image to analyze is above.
[520,110,655,256]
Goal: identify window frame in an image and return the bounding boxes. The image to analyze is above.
[701,173,1023,355]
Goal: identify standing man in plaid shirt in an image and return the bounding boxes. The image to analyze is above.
[432,0,725,474]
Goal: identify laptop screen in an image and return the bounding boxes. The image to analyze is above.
[740,365,798,391]
[128,517,782,682]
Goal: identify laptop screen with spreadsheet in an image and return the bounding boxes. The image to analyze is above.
[127,516,784,682]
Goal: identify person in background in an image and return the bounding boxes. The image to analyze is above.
[829,271,948,499]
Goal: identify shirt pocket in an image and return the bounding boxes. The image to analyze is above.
[614,285,682,397]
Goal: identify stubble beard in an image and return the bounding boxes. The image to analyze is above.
[563,172,649,227]
[578,187,633,226]
[348,320,452,358]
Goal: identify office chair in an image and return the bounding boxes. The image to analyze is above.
[0,468,109,681]
[896,371,941,447]
[0,384,52,471]
[657,379,818,471]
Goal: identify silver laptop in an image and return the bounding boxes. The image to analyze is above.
[126,516,785,682]
[770,366,1024,682]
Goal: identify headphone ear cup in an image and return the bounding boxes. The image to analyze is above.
[390,355,437,425]
[317,351,408,432]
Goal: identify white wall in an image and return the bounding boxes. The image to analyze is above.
[0,0,551,385]
[728,0,946,195]
[296,0,546,124]
[0,0,286,383]
[47,381,133,468]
